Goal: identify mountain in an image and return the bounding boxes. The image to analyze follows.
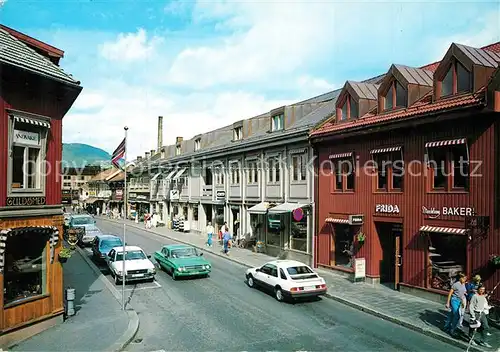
[62,143,111,167]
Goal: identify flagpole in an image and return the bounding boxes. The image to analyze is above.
[122,126,128,310]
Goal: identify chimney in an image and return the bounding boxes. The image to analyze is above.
[157,116,163,153]
[176,136,183,144]
[145,151,150,159]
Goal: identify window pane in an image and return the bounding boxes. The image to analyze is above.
[292,156,299,181]
[335,162,343,191]
[300,154,307,181]
[27,148,40,189]
[334,225,353,268]
[392,159,404,190]
[430,148,447,189]
[350,98,358,119]
[385,86,394,110]
[457,62,471,93]
[343,161,354,190]
[12,146,25,188]
[290,216,307,252]
[341,101,348,120]
[4,231,47,304]
[275,159,280,182]
[268,159,273,182]
[451,145,468,189]
[395,81,407,107]
[441,66,453,97]
[377,160,388,190]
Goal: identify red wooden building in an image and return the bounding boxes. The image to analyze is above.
[0,25,82,345]
[310,41,500,301]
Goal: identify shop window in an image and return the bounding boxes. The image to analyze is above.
[427,144,469,191]
[266,214,281,246]
[246,160,258,184]
[291,153,307,182]
[4,231,47,305]
[440,59,471,98]
[9,120,47,194]
[193,206,198,221]
[290,215,307,252]
[373,151,404,192]
[334,224,354,268]
[427,233,466,291]
[331,158,355,192]
[267,157,280,184]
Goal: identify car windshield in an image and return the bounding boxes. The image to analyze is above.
[286,266,314,275]
[116,250,146,261]
[171,248,198,258]
[72,217,93,225]
[101,238,122,248]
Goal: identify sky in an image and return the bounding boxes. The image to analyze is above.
[1,0,499,159]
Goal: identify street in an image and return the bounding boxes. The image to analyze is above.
[91,219,463,352]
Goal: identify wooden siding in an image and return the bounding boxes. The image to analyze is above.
[315,112,500,292]
[0,215,64,332]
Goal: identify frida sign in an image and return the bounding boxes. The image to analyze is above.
[375,204,400,214]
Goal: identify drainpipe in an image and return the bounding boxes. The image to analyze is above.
[312,144,319,268]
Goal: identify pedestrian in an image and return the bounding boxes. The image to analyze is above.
[468,285,491,348]
[96,206,100,216]
[444,272,467,337]
[461,274,482,327]
[206,222,214,247]
[222,230,231,255]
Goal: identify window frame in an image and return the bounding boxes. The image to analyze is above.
[194,139,201,151]
[8,113,49,197]
[290,153,307,183]
[338,94,358,121]
[372,151,404,193]
[383,79,407,111]
[439,58,472,98]
[330,157,355,193]
[229,161,240,185]
[233,127,243,141]
[175,145,181,156]
[426,144,469,192]
[266,155,281,184]
[246,159,258,185]
[271,113,284,132]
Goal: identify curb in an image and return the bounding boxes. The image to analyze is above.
[74,246,140,352]
[98,218,487,352]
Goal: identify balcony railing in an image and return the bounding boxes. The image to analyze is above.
[130,183,149,191]
[202,185,213,198]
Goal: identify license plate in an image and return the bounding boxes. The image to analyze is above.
[132,274,144,278]
[304,286,316,291]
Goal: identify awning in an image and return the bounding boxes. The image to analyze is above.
[86,198,97,204]
[419,225,466,235]
[268,202,308,214]
[151,172,161,181]
[172,168,187,181]
[329,152,352,159]
[248,202,270,214]
[325,217,349,224]
[425,138,466,148]
[11,114,51,129]
[370,146,402,154]
[164,169,177,181]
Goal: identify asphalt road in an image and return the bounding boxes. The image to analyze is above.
[94,219,463,352]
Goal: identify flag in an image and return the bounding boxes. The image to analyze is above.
[111,138,125,169]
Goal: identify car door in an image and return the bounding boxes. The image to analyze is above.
[266,264,280,290]
[106,249,115,272]
[255,264,276,291]
[161,248,173,272]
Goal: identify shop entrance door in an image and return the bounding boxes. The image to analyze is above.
[376,222,403,289]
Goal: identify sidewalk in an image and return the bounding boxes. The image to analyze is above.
[101,216,499,351]
[10,246,137,352]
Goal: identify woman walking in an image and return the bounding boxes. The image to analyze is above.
[444,272,467,337]
[468,285,491,348]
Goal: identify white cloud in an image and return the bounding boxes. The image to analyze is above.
[297,75,335,93]
[99,28,161,62]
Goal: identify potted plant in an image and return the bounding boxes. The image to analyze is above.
[490,254,500,268]
[356,232,366,243]
[59,247,72,263]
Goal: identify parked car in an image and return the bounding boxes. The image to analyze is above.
[105,246,155,284]
[154,244,211,280]
[69,214,102,246]
[245,260,327,302]
[91,234,123,262]
[63,213,72,227]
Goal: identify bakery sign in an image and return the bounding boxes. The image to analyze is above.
[13,129,40,146]
[422,206,474,219]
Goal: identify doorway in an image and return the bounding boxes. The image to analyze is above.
[376,222,403,289]
[204,204,213,224]
[330,224,354,269]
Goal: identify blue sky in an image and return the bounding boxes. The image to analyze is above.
[1,0,499,158]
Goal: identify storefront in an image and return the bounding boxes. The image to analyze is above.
[128,193,150,220]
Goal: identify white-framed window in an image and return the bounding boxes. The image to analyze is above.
[8,113,50,195]
[214,168,224,185]
[267,156,280,183]
[271,113,284,131]
[194,139,201,151]
[229,162,240,184]
[291,153,307,182]
[246,160,258,184]
[176,145,181,155]
[233,127,242,141]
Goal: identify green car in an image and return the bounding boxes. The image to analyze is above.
[154,244,211,280]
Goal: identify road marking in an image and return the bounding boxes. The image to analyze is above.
[122,281,162,291]
[153,280,161,288]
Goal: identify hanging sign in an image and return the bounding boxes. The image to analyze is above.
[348,214,364,225]
[292,208,304,221]
[13,129,40,146]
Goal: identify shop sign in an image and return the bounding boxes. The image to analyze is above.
[293,208,304,221]
[137,195,148,201]
[375,204,400,214]
[216,190,226,200]
[97,190,112,198]
[170,190,179,200]
[13,129,40,146]
[115,189,123,200]
[129,193,137,199]
[6,196,46,206]
[354,258,366,279]
[422,206,474,219]
[348,214,364,225]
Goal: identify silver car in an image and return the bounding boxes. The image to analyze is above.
[69,214,102,245]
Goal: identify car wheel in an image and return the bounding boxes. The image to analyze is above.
[172,272,177,280]
[274,287,284,302]
[247,275,255,288]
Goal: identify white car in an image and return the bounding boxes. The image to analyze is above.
[245,260,327,302]
[105,245,156,284]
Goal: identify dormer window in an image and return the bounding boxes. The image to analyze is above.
[441,59,471,97]
[175,145,181,156]
[194,138,201,151]
[233,126,242,141]
[271,113,284,131]
[338,95,358,121]
[384,80,407,110]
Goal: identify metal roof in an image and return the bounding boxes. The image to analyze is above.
[393,64,433,86]
[348,81,379,100]
[456,43,500,68]
[0,28,79,85]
